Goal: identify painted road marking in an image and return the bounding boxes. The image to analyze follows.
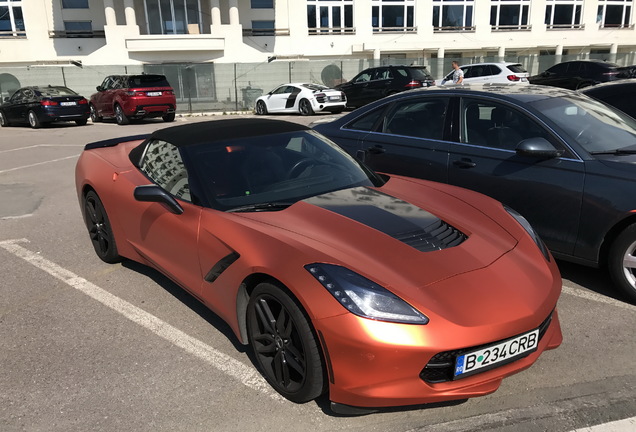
[0,144,84,154]
[0,155,79,174]
[0,238,283,402]
[572,416,636,432]
[562,286,636,311]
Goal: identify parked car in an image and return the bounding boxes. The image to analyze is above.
[254,83,346,116]
[89,74,176,125]
[0,85,89,128]
[581,79,636,118]
[440,62,530,85]
[75,118,561,413]
[313,84,636,303]
[335,65,435,108]
[529,60,636,90]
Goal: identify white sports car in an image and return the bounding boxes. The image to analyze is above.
[254,83,346,116]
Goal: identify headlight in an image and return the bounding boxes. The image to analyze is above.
[305,263,429,324]
[504,206,550,261]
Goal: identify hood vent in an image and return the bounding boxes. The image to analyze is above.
[394,219,467,252]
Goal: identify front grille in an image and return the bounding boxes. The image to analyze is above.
[420,311,554,383]
[393,219,467,252]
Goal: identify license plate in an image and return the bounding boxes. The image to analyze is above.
[146,91,162,96]
[328,96,341,101]
[60,101,76,106]
[454,329,539,379]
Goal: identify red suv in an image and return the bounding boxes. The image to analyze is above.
[89,74,177,125]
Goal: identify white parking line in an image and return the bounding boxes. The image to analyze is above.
[561,286,636,311]
[0,238,283,402]
[572,416,636,432]
[0,144,84,154]
[0,155,79,174]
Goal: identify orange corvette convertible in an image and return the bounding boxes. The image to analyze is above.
[75,119,562,414]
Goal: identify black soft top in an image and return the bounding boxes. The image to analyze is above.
[150,118,310,147]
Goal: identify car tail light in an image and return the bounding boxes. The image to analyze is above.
[315,92,326,103]
[41,99,58,106]
[164,90,174,95]
[125,91,146,96]
[507,75,521,81]
[78,98,88,105]
[405,80,423,89]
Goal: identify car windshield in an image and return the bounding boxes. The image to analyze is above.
[527,94,636,153]
[184,130,382,211]
[34,86,77,97]
[127,75,171,87]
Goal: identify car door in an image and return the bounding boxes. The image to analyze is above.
[342,69,373,107]
[4,89,27,123]
[358,95,452,183]
[363,67,393,103]
[266,85,296,112]
[114,139,206,295]
[96,76,118,116]
[448,97,585,256]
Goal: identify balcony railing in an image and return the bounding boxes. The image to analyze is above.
[48,30,106,38]
[308,27,356,35]
[434,26,476,32]
[491,24,532,31]
[242,28,290,36]
[546,24,585,30]
[372,26,417,33]
[0,30,26,38]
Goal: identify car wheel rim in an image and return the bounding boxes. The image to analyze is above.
[115,107,123,122]
[28,112,36,126]
[249,294,306,392]
[84,196,111,257]
[0,112,5,126]
[622,239,636,289]
[300,101,308,115]
[90,105,97,121]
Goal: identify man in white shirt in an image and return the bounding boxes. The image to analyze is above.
[452,61,464,84]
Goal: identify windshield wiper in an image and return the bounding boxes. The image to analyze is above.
[589,149,636,156]
[227,202,294,213]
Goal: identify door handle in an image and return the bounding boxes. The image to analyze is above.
[453,158,476,168]
[367,145,386,155]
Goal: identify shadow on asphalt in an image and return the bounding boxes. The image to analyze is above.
[556,259,632,304]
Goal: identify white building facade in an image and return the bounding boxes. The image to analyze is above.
[1,0,635,67]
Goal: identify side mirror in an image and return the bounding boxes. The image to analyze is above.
[3,97,8,102]
[96,86,103,91]
[134,185,183,215]
[516,138,563,159]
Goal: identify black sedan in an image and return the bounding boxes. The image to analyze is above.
[314,84,636,302]
[529,60,636,90]
[0,85,90,128]
[581,79,636,119]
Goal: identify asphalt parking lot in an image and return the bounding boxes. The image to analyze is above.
[1,114,635,432]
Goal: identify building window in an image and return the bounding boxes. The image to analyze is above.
[490,0,530,30]
[251,0,273,8]
[372,0,415,33]
[0,0,24,37]
[144,0,202,35]
[597,0,633,28]
[64,21,92,36]
[545,0,583,29]
[62,0,89,8]
[433,0,474,31]
[307,0,354,35]
[251,20,275,35]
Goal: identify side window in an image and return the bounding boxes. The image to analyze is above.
[10,90,25,103]
[343,105,386,131]
[463,67,474,78]
[461,99,557,151]
[383,97,449,140]
[354,71,372,83]
[23,88,36,101]
[102,77,114,90]
[140,140,191,201]
[487,65,501,76]
[548,63,567,74]
[372,68,389,80]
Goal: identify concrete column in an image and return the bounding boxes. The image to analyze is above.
[437,48,446,80]
[498,46,505,62]
[211,0,221,26]
[104,0,116,26]
[124,0,136,26]
[229,0,239,26]
[609,43,618,63]
[555,44,563,64]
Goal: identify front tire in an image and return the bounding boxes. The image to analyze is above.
[298,99,314,116]
[28,110,41,129]
[162,112,176,122]
[0,110,8,127]
[247,282,326,403]
[114,104,129,125]
[255,100,268,115]
[608,224,636,303]
[75,119,88,126]
[83,190,121,263]
[89,104,102,122]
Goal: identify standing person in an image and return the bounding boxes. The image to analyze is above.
[451,61,464,84]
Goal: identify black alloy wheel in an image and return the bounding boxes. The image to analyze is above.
[255,100,268,115]
[299,99,314,116]
[247,282,325,403]
[608,224,636,303]
[83,190,121,263]
[90,104,102,122]
[115,104,130,125]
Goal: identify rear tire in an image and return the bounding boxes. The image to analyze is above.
[162,112,176,122]
[299,99,314,116]
[89,104,102,122]
[114,104,129,125]
[28,110,41,129]
[608,224,636,303]
[247,282,326,403]
[75,119,88,126]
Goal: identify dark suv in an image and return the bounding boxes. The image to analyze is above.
[89,74,177,125]
[335,65,435,108]
[529,60,636,90]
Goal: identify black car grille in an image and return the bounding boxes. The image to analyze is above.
[393,219,467,252]
[420,311,554,383]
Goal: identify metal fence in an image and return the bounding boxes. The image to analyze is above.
[2,53,635,114]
